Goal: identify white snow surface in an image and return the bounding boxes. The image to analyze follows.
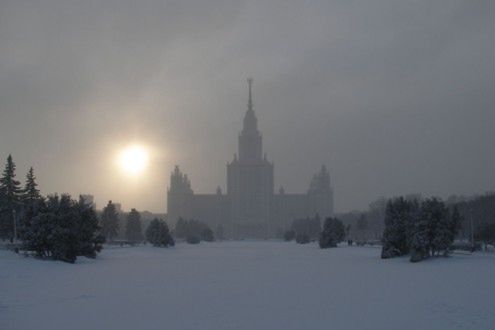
[1,241,494,330]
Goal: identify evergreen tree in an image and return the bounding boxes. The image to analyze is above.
[381,197,419,259]
[22,194,103,263]
[283,229,296,241]
[476,223,495,250]
[296,232,310,244]
[145,218,174,247]
[319,217,345,248]
[186,235,201,244]
[201,227,215,242]
[450,193,495,240]
[101,200,119,242]
[449,206,462,244]
[424,198,442,256]
[22,198,54,258]
[0,155,22,240]
[125,208,143,243]
[409,211,430,262]
[410,198,459,262]
[22,167,41,204]
[431,200,454,256]
[76,196,104,258]
[51,195,82,263]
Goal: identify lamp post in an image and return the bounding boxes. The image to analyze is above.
[470,209,474,252]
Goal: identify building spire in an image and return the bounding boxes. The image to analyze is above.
[239,77,262,161]
[243,78,258,133]
[247,77,253,112]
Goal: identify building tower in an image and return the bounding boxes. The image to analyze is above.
[167,165,193,224]
[227,79,274,238]
[166,78,334,239]
[307,165,334,218]
[238,78,263,162]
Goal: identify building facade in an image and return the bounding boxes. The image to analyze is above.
[167,79,333,239]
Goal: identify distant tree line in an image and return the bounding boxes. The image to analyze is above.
[0,154,175,263]
[337,197,389,242]
[99,201,175,247]
[283,215,346,248]
[338,192,495,249]
[475,223,495,249]
[381,197,461,262]
[451,193,495,249]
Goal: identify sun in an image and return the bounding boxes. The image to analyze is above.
[118,145,150,176]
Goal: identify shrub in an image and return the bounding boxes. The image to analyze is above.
[283,230,296,241]
[186,236,201,244]
[175,218,214,242]
[295,233,310,244]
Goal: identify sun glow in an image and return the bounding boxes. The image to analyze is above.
[118,145,150,176]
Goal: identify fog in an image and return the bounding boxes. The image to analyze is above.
[1,0,494,213]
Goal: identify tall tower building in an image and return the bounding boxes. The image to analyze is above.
[166,78,333,239]
[307,165,333,217]
[238,78,262,162]
[167,165,194,223]
[227,79,274,238]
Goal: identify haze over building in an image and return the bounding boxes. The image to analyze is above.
[167,79,333,238]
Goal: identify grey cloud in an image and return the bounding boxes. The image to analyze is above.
[1,0,494,212]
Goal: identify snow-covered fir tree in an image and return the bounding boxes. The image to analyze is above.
[125,208,143,243]
[476,222,495,250]
[0,154,22,240]
[22,194,103,263]
[409,211,430,262]
[101,200,119,242]
[145,218,174,247]
[76,195,104,258]
[319,217,345,248]
[22,167,41,204]
[201,227,215,242]
[381,197,419,259]
[283,229,296,241]
[409,198,460,262]
[430,200,455,256]
[449,206,462,245]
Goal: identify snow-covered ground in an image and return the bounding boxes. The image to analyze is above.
[1,241,494,330]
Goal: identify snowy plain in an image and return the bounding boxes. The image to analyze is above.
[1,241,494,330]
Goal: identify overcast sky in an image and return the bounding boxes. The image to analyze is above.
[1,0,494,213]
